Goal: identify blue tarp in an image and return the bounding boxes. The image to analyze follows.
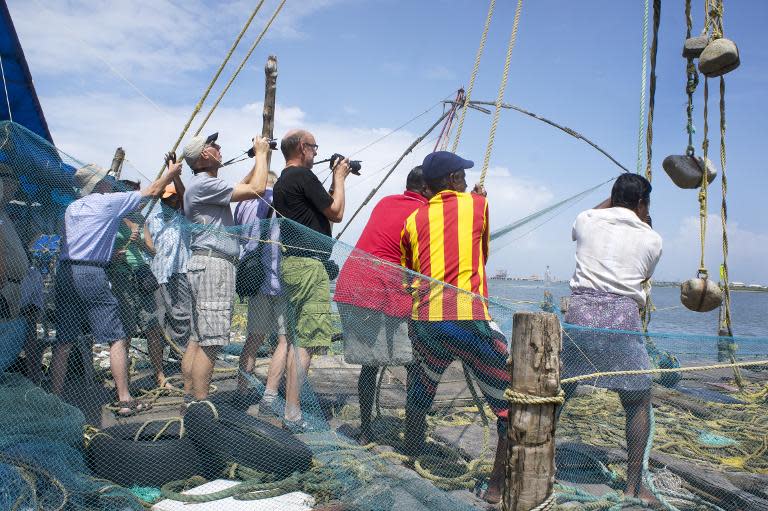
[0,0,52,143]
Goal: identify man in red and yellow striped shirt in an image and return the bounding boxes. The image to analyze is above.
[399,151,510,505]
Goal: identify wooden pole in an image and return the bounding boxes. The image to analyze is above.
[262,55,278,170]
[504,311,562,511]
[109,147,125,179]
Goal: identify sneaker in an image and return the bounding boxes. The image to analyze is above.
[256,400,280,419]
[283,419,320,434]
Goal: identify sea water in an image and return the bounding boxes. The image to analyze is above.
[488,280,768,364]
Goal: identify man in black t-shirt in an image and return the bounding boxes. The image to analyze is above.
[272,129,350,433]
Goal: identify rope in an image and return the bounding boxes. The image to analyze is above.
[684,0,700,157]
[698,78,710,275]
[637,0,650,173]
[155,0,266,177]
[193,0,288,137]
[644,0,660,182]
[504,388,565,406]
[479,0,524,187]
[560,359,768,385]
[529,491,558,511]
[335,109,450,240]
[0,52,12,122]
[451,0,496,153]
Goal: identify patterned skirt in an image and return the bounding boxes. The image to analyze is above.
[563,288,652,392]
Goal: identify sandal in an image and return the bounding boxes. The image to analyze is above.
[112,400,152,418]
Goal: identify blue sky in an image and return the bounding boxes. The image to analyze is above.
[8,0,768,283]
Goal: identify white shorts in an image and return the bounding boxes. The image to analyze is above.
[247,294,287,336]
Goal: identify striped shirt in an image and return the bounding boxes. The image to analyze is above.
[400,190,490,321]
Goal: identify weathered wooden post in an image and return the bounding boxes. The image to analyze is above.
[504,311,562,511]
[109,147,125,179]
[262,55,277,169]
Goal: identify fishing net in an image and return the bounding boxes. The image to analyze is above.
[0,119,767,510]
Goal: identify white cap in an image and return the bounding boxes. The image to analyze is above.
[182,132,218,169]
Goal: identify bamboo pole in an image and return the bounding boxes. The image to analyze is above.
[262,55,278,170]
[109,147,125,179]
[504,311,562,511]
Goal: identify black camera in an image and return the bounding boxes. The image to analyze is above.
[330,153,362,175]
[246,138,278,157]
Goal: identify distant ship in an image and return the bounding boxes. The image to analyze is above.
[490,269,509,280]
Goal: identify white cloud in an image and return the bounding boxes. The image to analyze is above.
[657,215,768,285]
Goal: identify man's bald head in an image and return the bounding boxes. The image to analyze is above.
[281,129,311,159]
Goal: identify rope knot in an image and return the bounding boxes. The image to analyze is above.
[504,388,565,406]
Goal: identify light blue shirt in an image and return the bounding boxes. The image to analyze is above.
[147,207,190,284]
[60,191,143,264]
[234,190,281,296]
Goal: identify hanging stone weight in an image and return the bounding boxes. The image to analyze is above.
[682,35,709,59]
[698,38,740,77]
[662,155,717,189]
[681,277,723,313]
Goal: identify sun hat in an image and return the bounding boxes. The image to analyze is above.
[73,164,110,197]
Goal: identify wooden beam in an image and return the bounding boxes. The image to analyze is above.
[262,55,277,170]
[504,311,562,511]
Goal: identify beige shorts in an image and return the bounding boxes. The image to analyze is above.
[187,254,236,347]
[247,294,287,336]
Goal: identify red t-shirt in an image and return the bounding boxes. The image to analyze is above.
[335,191,428,317]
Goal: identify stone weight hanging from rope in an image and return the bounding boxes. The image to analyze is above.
[683,35,709,59]
[681,275,723,312]
[662,155,717,189]
[698,38,740,77]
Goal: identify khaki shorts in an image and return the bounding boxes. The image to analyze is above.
[338,303,413,365]
[247,293,287,336]
[187,254,236,347]
[281,256,332,349]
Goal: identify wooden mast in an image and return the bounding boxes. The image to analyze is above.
[262,55,277,170]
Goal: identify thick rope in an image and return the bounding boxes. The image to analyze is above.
[154,0,265,179]
[560,359,768,385]
[644,0,660,182]
[451,0,496,153]
[193,0,288,136]
[529,491,558,511]
[479,0,524,187]
[698,78,710,275]
[685,0,699,157]
[504,388,565,406]
[636,0,650,173]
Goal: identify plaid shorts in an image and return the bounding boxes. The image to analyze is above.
[187,254,236,347]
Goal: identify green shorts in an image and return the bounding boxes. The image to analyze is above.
[281,256,332,350]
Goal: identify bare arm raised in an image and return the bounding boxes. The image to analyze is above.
[231,136,271,202]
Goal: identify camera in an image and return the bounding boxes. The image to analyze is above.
[246,138,278,157]
[330,153,362,175]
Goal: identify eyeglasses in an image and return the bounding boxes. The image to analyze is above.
[303,142,319,151]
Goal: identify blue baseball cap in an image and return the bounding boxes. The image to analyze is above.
[421,151,474,180]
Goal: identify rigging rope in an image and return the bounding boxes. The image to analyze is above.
[684,0,700,158]
[479,0,524,187]
[451,0,496,153]
[637,0,650,173]
[0,52,12,123]
[154,0,267,179]
[335,110,450,240]
[193,0,288,137]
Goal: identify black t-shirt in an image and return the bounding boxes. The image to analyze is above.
[273,166,334,258]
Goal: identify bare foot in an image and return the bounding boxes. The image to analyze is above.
[635,486,664,509]
[482,484,502,505]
